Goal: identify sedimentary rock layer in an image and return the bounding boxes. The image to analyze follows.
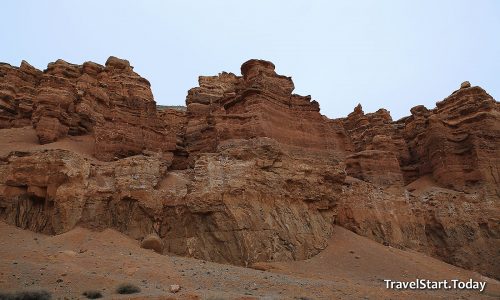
[0,57,498,279]
[0,57,180,162]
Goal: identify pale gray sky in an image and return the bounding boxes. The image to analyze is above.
[3,0,499,119]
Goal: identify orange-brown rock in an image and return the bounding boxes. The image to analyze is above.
[345,150,404,186]
[402,85,500,195]
[338,82,500,278]
[184,59,352,166]
[0,58,498,280]
[0,57,179,162]
[0,141,344,265]
[0,61,41,128]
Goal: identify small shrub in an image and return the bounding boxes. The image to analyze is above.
[0,290,52,300]
[82,290,103,299]
[116,283,141,294]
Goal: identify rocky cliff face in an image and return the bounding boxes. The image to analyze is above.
[0,58,498,278]
[183,60,351,167]
[0,57,178,162]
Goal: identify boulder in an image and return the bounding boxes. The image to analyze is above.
[140,233,163,254]
[460,81,471,89]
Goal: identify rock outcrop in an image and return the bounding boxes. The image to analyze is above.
[337,83,500,278]
[0,58,498,279]
[403,85,499,196]
[183,59,352,167]
[0,61,41,128]
[0,57,179,162]
[340,85,499,196]
[0,141,344,265]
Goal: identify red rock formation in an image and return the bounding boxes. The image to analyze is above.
[1,57,179,162]
[345,150,404,186]
[0,61,41,128]
[0,59,498,279]
[402,85,500,195]
[338,82,500,278]
[184,59,352,166]
[340,105,409,187]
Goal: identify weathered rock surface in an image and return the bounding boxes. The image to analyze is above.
[338,82,500,278]
[337,175,499,279]
[341,85,499,196]
[0,58,498,279]
[0,141,343,265]
[0,61,41,128]
[0,57,179,162]
[404,86,500,196]
[183,59,352,167]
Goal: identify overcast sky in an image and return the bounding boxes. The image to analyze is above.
[2,0,499,119]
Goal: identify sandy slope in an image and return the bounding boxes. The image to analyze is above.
[0,222,498,300]
[0,126,95,158]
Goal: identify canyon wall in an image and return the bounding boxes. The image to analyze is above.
[0,58,498,278]
[0,57,179,162]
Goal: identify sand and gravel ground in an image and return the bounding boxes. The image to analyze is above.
[1,222,499,300]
